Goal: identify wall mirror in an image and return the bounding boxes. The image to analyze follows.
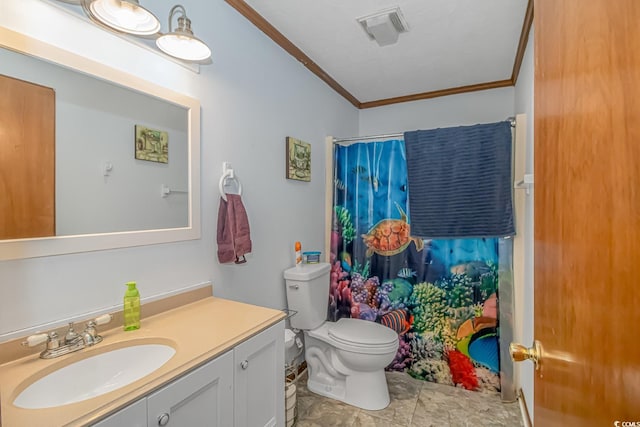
[0,27,201,261]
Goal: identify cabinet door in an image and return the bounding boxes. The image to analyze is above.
[234,321,284,427]
[146,351,233,427]
[91,399,147,427]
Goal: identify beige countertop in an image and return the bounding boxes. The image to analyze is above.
[0,297,285,427]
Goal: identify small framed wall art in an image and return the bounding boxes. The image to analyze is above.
[135,125,169,163]
[286,136,311,181]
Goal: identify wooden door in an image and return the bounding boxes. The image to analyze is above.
[0,74,55,239]
[534,0,640,424]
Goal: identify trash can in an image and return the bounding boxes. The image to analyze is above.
[285,377,297,427]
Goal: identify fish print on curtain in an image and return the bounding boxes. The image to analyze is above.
[330,140,504,392]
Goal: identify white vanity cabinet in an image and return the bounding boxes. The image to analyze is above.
[234,321,285,427]
[91,352,233,427]
[147,351,234,427]
[92,399,147,427]
[90,321,284,427]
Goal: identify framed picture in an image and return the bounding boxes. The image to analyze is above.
[286,136,311,181]
[135,125,169,163]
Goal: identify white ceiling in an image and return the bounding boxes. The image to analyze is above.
[231,0,530,107]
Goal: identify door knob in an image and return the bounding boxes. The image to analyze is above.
[509,340,542,370]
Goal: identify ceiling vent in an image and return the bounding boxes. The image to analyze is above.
[357,7,409,47]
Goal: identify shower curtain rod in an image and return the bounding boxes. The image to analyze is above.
[332,116,516,144]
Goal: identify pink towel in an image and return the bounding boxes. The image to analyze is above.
[217,193,252,264]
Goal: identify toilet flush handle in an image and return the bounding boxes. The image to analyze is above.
[289,284,299,290]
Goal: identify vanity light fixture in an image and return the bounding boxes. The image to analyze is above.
[81,0,161,36]
[156,5,211,62]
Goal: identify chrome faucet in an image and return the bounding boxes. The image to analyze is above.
[22,314,112,359]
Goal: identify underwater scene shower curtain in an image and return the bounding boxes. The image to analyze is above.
[331,139,510,392]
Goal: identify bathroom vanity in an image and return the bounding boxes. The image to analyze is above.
[0,297,285,426]
[94,321,282,427]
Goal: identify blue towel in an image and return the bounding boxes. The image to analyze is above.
[404,121,514,238]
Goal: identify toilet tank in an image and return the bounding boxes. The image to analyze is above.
[284,263,331,330]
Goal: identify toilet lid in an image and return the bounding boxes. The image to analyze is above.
[328,318,398,347]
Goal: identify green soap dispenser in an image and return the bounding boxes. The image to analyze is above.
[123,281,141,331]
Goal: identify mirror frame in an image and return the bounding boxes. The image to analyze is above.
[0,27,201,261]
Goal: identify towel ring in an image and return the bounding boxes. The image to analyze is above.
[219,171,242,201]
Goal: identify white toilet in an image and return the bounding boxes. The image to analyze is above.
[284,263,399,410]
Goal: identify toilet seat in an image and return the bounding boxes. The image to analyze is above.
[307,318,398,355]
[329,318,398,346]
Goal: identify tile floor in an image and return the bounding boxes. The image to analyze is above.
[294,371,523,427]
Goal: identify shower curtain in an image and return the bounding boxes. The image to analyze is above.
[330,139,513,393]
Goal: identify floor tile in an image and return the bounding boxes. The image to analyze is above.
[410,411,451,427]
[297,394,359,427]
[295,370,522,427]
[353,411,407,427]
[358,371,421,426]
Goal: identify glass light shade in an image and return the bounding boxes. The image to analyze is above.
[89,0,160,35]
[156,33,211,62]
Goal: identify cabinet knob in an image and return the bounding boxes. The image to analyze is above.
[158,412,170,426]
[241,360,249,370]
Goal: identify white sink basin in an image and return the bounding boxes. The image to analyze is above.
[14,344,176,409]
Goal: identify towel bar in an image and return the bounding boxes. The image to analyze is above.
[219,161,242,201]
[161,184,188,198]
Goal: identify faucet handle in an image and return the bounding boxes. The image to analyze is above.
[22,332,59,351]
[94,314,112,326]
[83,314,112,346]
[22,333,49,347]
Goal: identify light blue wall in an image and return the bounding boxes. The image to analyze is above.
[359,86,516,135]
[0,0,357,338]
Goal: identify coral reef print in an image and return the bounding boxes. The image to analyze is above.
[331,140,508,393]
